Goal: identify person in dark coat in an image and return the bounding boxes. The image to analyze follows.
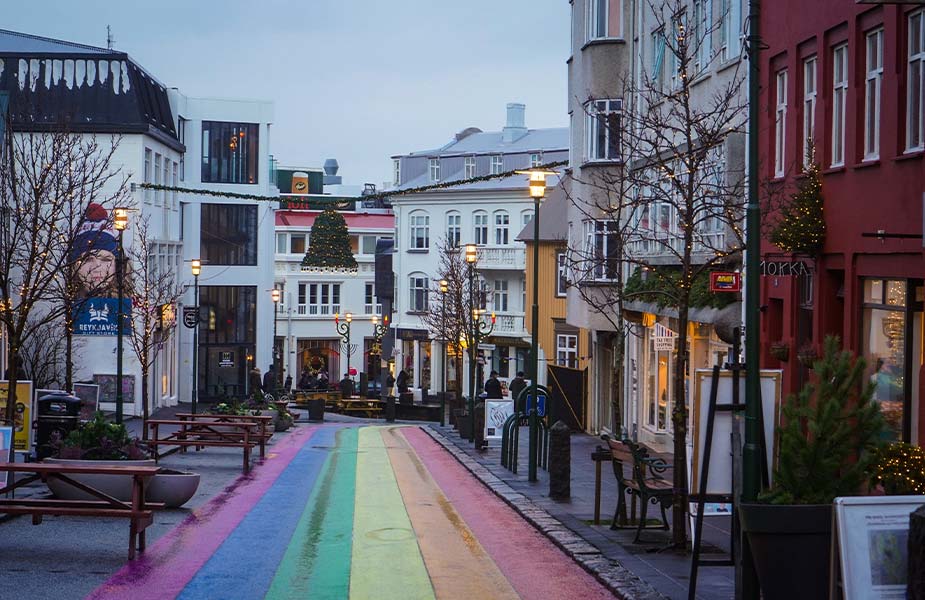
[396,370,410,394]
[317,370,329,390]
[284,374,293,393]
[509,371,527,410]
[339,374,355,398]
[298,370,312,390]
[249,368,263,398]
[484,371,503,399]
[263,365,276,393]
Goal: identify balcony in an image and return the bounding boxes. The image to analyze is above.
[626,230,727,259]
[476,245,525,270]
[491,312,527,338]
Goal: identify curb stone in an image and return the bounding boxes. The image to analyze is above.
[422,425,668,600]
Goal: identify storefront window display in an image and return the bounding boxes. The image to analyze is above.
[297,339,339,381]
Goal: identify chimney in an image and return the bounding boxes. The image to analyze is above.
[502,102,527,143]
[323,158,342,185]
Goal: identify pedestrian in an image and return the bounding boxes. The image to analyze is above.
[386,372,396,397]
[298,370,312,390]
[284,374,293,393]
[396,370,410,394]
[484,370,503,399]
[263,365,275,395]
[317,370,329,389]
[509,371,527,410]
[249,367,263,400]
[339,373,355,398]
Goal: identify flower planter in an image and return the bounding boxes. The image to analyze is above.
[146,469,201,508]
[43,458,157,502]
[306,398,325,422]
[769,343,790,362]
[739,503,832,600]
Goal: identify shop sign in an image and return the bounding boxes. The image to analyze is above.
[760,260,811,277]
[710,272,741,292]
[652,322,677,351]
[218,352,235,368]
[396,328,430,341]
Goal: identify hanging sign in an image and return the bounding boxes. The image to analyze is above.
[709,272,741,292]
[652,322,677,351]
[183,307,198,329]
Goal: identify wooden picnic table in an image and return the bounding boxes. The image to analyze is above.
[0,462,163,560]
[147,418,262,473]
[174,413,273,444]
[334,397,382,418]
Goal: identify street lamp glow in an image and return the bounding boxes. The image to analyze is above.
[271,288,281,303]
[345,312,352,323]
[439,279,449,294]
[113,207,129,231]
[372,315,379,325]
[464,244,478,264]
[515,169,558,199]
[190,259,201,276]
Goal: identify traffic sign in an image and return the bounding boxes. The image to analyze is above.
[527,392,547,417]
[183,307,198,329]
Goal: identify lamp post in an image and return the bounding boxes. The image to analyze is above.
[113,207,129,424]
[190,259,201,414]
[372,314,388,395]
[271,288,281,392]
[439,278,449,427]
[516,168,556,482]
[335,312,353,379]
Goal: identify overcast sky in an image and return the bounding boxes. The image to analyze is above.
[7,0,570,187]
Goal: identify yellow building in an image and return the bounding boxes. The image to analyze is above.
[518,187,591,430]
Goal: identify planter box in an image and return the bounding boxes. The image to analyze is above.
[43,458,156,502]
[147,469,201,508]
[740,503,832,600]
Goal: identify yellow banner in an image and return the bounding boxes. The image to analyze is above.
[0,381,33,452]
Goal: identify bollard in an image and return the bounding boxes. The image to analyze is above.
[385,395,396,423]
[474,401,486,451]
[910,504,925,599]
[548,420,570,501]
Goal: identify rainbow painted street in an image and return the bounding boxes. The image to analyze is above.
[87,424,614,600]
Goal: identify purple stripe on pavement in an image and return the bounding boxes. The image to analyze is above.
[86,425,324,600]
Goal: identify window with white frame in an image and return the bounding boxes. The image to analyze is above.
[429,158,440,182]
[274,282,286,312]
[171,161,179,209]
[832,44,848,167]
[775,70,787,177]
[409,274,429,312]
[556,252,568,297]
[521,209,534,229]
[474,211,489,245]
[584,220,619,281]
[161,156,169,209]
[290,233,306,254]
[493,280,509,312]
[302,283,341,316]
[490,155,503,175]
[143,148,152,204]
[465,156,476,179]
[154,153,163,205]
[556,334,578,368]
[360,235,378,255]
[393,158,401,186]
[803,57,817,167]
[588,0,622,40]
[364,282,382,315]
[409,212,430,250]
[530,153,542,167]
[446,212,461,247]
[586,99,622,162]
[865,29,884,160]
[908,10,925,151]
[718,0,730,62]
[276,233,287,254]
[693,0,710,72]
[652,29,667,90]
[494,211,510,245]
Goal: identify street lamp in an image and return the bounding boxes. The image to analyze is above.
[465,241,495,444]
[439,278,449,427]
[113,207,129,424]
[271,287,281,391]
[335,312,353,382]
[190,258,201,414]
[516,168,557,481]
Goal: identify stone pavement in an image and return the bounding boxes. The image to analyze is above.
[426,422,735,600]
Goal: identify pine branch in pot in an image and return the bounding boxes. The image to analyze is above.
[796,343,818,368]
[769,341,790,362]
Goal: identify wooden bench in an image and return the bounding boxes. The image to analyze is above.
[146,419,260,474]
[174,413,273,445]
[603,436,674,542]
[0,462,163,560]
[335,397,382,418]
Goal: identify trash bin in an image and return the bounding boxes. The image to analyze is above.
[307,397,325,422]
[36,391,82,459]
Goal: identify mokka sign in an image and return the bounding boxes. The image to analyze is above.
[73,298,132,336]
[760,260,811,277]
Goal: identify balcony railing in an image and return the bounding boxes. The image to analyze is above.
[626,230,726,258]
[476,246,525,270]
[491,312,526,336]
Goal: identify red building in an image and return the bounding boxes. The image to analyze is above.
[760,1,925,443]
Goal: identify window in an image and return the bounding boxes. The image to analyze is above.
[290,234,306,254]
[162,156,169,208]
[409,274,429,312]
[494,211,510,245]
[200,204,258,265]
[588,0,622,40]
[718,0,730,61]
[177,117,186,181]
[693,0,710,71]
[586,99,622,162]
[143,148,152,204]
[365,282,382,315]
[464,156,476,179]
[522,210,534,229]
[154,153,163,205]
[774,70,787,177]
[201,121,259,184]
[832,44,848,167]
[646,340,673,432]
[584,220,619,281]
[429,158,440,182]
[865,29,884,160]
[556,252,568,297]
[556,334,578,368]
[908,11,925,151]
[446,212,461,247]
[493,280,509,312]
[393,158,401,186]
[276,233,287,254]
[652,29,667,90]
[530,153,542,167]
[473,211,489,245]
[303,283,341,316]
[803,57,817,167]
[490,155,503,175]
[171,161,179,209]
[409,212,430,250]
[360,235,381,255]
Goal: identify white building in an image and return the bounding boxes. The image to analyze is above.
[390,103,568,399]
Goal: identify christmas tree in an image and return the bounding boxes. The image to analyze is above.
[301,208,358,273]
[770,158,826,255]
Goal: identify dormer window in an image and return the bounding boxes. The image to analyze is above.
[429,158,440,182]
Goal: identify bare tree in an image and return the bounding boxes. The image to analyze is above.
[18,317,80,390]
[127,217,182,439]
[566,0,747,546]
[0,118,130,426]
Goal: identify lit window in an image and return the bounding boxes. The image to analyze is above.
[586,99,622,162]
[290,234,306,254]
[774,70,787,177]
[865,29,884,160]
[201,121,259,184]
[832,44,848,167]
[907,11,925,151]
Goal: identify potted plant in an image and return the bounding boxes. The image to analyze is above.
[740,336,885,600]
[769,341,789,362]
[796,343,818,367]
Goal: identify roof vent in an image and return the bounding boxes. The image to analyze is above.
[502,103,527,143]
[455,127,482,142]
[323,158,342,185]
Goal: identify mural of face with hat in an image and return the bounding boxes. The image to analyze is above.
[71,203,122,298]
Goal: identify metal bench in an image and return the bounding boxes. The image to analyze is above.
[603,436,674,542]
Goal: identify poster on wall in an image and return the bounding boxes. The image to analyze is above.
[0,426,11,484]
[0,381,34,453]
[484,400,514,444]
[92,374,135,407]
[72,298,132,335]
[73,383,100,421]
[832,495,925,599]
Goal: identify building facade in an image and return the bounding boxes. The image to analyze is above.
[390,103,568,400]
[759,2,925,444]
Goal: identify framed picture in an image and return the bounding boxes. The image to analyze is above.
[73,383,100,421]
[832,495,925,599]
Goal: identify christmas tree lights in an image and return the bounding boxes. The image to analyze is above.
[301,208,358,274]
